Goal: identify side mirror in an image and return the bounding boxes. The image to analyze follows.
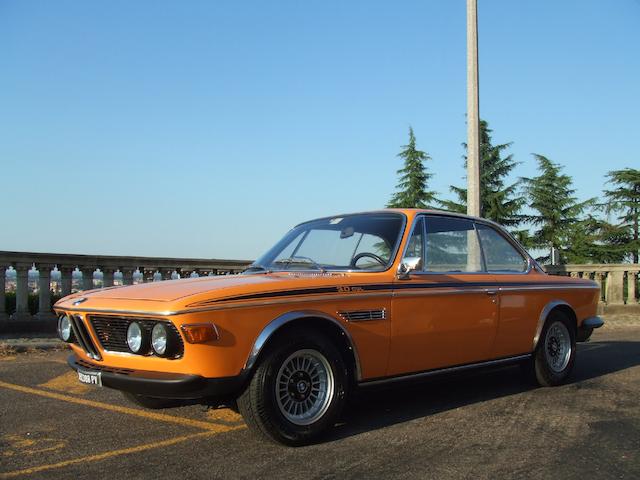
[397,256,421,279]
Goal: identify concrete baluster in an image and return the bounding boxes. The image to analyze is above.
[13,263,31,321]
[627,271,637,304]
[102,268,115,288]
[590,272,600,302]
[605,270,625,305]
[81,267,95,291]
[59,266,74,297]
[0,266,7,321]
[35,264,54,320]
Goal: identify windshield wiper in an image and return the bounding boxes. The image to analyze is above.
[273,256,326,272]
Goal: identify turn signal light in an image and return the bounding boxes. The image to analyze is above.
[181,323,219,344]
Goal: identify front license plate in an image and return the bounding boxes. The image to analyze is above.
[78,369,102,387]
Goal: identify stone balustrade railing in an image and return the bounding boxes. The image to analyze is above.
[545,263,640,306]
[2,250,638,325]
[0,251,252,322]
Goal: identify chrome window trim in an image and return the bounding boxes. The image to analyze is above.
[399,214,486,275]
[256,212,408,275]
[398,213,534,276]
[243,310,362,381]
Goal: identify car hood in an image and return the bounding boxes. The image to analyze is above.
[53,272,385,314]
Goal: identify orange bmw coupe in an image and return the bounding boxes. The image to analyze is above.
[55,209,603,445]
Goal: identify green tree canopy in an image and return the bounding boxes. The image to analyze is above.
[387,127,439,209]
[440,120,524,228]
[522,154,594,264]
[604,168,640,263]
[564,216,631,264]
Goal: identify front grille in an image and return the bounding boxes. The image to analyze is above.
[69,315,101,360]
[89,316,184,358]
[337,309,386,322]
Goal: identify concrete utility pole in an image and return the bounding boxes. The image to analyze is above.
[466,0,481,217]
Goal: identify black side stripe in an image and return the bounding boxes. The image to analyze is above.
[187,281,594,307]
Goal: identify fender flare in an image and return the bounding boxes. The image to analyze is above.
[533,300,574,350]
[243,310,362,381]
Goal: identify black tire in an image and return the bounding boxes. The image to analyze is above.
[525,311,576,387]
[237,329,348,446]
[122,392,182,409]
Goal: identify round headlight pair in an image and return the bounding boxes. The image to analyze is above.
[57,315,74,342]
[126,321,173,357]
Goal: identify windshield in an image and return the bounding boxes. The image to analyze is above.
[247,212,406,273]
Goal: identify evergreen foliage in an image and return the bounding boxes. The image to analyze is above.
[564,216,630,264]
[604,168,640,263]
[387,127,439,209]
[440,120,524,227]
[522,154,594,263]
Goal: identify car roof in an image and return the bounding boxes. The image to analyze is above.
[297,208,502,229]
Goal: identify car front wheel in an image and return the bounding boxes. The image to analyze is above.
[528,311,576,387]
[237,330,348,446]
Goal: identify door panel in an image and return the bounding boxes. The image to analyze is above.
[387,215,500,377]
[388,274,498,375]
[491,279,546,358]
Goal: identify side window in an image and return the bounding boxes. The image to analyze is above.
[402,217,424,270]
[424,217,483,272]
[476,224,528,273]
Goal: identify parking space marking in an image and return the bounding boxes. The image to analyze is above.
[0,431,218,479]
[205,407,244,425]
[0,380,239,432]
[2,434,67,458]
[39,371,92,395]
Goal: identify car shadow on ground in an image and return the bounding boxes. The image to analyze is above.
[328,339,640,442]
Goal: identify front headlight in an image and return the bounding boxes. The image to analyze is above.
[126,322,147,353]
[57,315,73,342]
[151,323,168,356]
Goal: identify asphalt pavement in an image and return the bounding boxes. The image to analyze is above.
[1,325,639,479]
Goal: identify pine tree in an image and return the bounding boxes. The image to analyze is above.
[440,120,524,227]
[604,168,640,263]
[564,216,630,263]
[522,154,593,264]
[387,127,438,209]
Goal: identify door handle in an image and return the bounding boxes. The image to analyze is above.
[486,290,498,296]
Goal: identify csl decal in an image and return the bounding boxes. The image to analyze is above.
[337,286,365,293]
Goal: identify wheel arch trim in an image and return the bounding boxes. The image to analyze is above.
[533,300,576,350]
[243,310,362,381]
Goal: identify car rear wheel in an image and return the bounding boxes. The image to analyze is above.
[237,330,348,446]
[526,311,576,387]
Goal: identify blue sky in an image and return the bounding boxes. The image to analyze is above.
[1,0,638,260]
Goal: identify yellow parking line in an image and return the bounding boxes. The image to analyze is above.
[39,371,93,395]
[0,431,219,479]
[0,380,236,432]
